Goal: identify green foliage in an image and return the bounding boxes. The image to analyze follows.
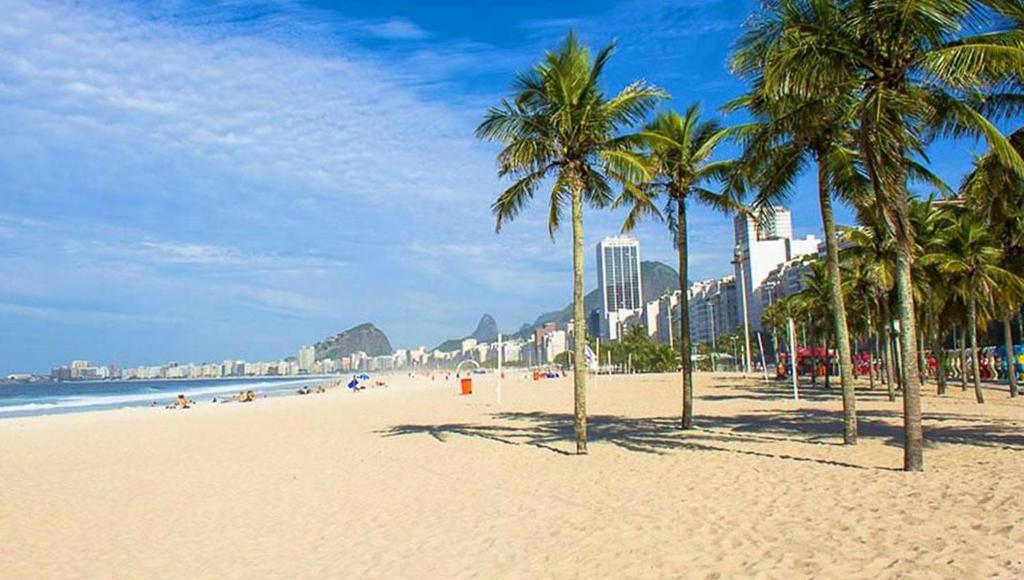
[476,32,666,236]
[593,325,678,374]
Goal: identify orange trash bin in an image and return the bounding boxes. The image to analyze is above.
[460,377,472,395]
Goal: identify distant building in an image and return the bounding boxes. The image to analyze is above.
[297,345,315,372]
[733,208,820,331]
[542,330,567,364]
[654,291,681,345]
[596,235,643,340]
[760,255,816,310]
[688,277,739,345]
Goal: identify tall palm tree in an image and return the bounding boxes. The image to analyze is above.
[617,105,741,429]
[922,209,1024,403]
[842,218,898,401]
[962,127,1024,397]
[730,0,866,444]
[748,0,1024,471]
[476,32,664,454]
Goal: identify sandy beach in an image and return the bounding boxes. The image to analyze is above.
[0,372,1021,578]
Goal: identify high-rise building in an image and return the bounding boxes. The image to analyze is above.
[688,277,739,345]
[733,208,820,331]
[297,345,315,372]
[596,235,643,340]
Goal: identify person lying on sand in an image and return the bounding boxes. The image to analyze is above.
[315,386,326,394]
[244,390,256,402]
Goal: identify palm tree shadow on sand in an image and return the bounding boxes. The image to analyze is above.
[380,407,1023,471]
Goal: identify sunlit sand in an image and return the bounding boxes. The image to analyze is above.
[1,372,1021,578]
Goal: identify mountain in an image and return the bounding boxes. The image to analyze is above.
[433,313,499,352]
[315,322,393,359]
[639,260,681,303]
[470,313,499,342]
[523,260,680,333]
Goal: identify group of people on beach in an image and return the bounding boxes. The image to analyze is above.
[345,376,387,392]
[164,389,257,410]
[163,375,390,411]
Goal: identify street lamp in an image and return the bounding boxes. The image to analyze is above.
[732,245,754,374]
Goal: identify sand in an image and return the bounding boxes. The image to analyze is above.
[0,372,1021,579]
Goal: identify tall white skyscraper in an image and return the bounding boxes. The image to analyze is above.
[596,235,643,340]
[733,207,820,331]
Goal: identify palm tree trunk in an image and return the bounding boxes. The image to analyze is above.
[880,301,896,402]
[895,245,924,471]
[570,182,588,453]
[1003,315,1018,398]
[959,326,969,391]
[815,164,856,442]
[677,199,694,429]
[968,295,984,404]
[918,332,927,382]
[823,334,831,390]
[936,326,948,396]
[868,332,876,390]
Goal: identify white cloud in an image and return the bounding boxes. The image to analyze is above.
[363,17,430,40]
[0,0,497,214]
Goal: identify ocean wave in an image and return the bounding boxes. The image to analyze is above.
[0,378,326,415]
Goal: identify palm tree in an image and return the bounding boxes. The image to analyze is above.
[747,0,1024,470]
[962,127,1024,397]
[922,209,1024,404]
[730,0,866,444]
[842,218,898,401]
[476,32,664,454]
[843,254,880,390]
[790,260,841,388]
[617,105,741,429]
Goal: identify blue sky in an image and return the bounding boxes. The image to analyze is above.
[0,0,989,373]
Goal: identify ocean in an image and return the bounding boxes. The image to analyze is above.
[0,376,335,419]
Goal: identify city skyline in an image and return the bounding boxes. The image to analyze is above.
[12,205,814,378]
[0,0,989,375]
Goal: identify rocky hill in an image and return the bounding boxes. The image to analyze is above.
[433,313,499,352]
[315,322,394,360]
[470,313,499,342]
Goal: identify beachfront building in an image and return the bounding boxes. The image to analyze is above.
[733,208,820,331]
[407,347,427,366]
[655,291,681,345]
[596,235,643,340]
[759,255,816,309]
[460,338,477,355]
[297,345,315,372]
[500,340,522,363]
[636,290,681,344]
[542,330,567,363]
[688,277,740,345]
